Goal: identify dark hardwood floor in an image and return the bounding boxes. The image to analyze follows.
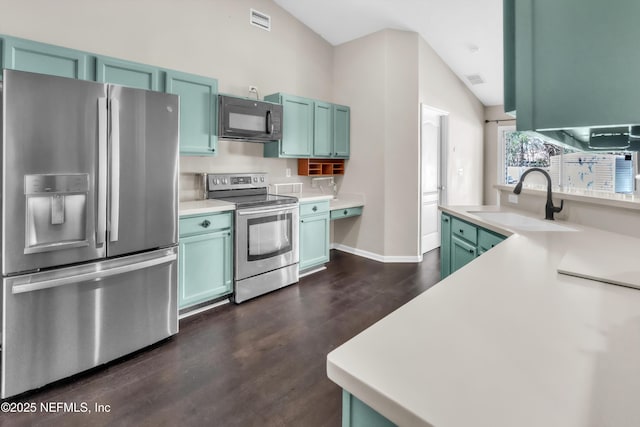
[2,249,440,427]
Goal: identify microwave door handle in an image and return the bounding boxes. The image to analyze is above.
[266,110,273,134]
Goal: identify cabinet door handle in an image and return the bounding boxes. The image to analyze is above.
[312,206,318,212]
[443,218,449,223]
[201,220,211,228]
[301,219,305,223]
[459,229,464,234]
[468,248,474,254]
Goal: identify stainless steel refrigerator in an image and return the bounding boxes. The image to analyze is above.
[0,69,180,398]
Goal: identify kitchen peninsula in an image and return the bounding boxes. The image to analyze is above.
[328,206,640,427]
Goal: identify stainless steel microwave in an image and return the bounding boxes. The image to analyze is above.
[218,95,283,142]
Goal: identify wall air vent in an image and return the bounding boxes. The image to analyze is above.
[250,9,271,31]
[466,74,484,85]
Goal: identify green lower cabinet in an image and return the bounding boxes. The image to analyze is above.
[440,213,451,279]
[342,391,396,427]
[299,201,330,271]
[96,56,158,90]
[3,36,88,80]
[451,235,477,273]
[478,228,506,255]
[178,212,233,309]
[165,70,218,156]
[440,213,506,279]
[330,206,363,220]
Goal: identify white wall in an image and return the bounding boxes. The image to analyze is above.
[419,38,485,207]
[333,30,484,258]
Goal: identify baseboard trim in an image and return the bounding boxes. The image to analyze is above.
[179,298,230,320]
[299,265,327,278]
[330,243,422,263]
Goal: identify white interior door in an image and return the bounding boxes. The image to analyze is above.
[421,105,447,254]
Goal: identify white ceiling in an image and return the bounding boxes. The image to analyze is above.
[273,0,504,106]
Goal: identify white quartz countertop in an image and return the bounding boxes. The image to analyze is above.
[327,205,640,427]
[179,199,235,216]
[278,192,365,210]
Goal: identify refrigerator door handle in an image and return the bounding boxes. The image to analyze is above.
[97,98,108,246]
[11,252,177,294]
[109,97,121,242]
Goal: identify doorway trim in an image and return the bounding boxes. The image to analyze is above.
[419,104,449,257]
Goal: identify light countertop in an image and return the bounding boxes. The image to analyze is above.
[327,205,640,427]
[179,199,235,216]
[278,192,365,210]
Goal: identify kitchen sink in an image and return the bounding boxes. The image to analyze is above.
[468,211,577,232]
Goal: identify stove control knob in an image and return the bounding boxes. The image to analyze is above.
[260,176,265,182]
[253,177,258,183]
[222,178,228,184]
[213,178,220,185]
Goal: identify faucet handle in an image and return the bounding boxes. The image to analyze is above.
[553,200,564,213]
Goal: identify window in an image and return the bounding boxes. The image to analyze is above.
[500,127,565,185]
[498,126,637,195]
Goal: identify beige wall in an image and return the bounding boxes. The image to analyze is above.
[1,2,486,259]
[0,0,334,197]
[333,30,484,258]
[483,106,516,204]
[419,38,485,207]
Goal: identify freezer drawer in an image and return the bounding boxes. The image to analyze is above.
[1,247,178,398]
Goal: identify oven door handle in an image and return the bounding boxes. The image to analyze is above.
[237,205,298,216]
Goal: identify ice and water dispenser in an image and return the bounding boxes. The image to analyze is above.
[24,173,90,254]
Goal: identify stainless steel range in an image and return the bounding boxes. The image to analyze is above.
[206,173,299,303]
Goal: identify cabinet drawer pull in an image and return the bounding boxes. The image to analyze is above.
[343,210,348,215]
[201,220,211,228]
[468,248,474,254]
[459,229,464,233]
[312,206,317,212]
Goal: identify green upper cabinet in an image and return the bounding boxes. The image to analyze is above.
[0,38,4,77]
[313,101,333,157]
[333,104,350,158]
[264,93,351,159]
[96,56,158,90]
[506,0,640,143]
[264,93,314,158]
[503,0,516,115]
[2,36,88,80]
[165,70,218,156]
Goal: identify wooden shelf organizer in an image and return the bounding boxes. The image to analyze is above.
[298,159,345,176]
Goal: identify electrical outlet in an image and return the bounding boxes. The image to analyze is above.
[248,85,258,93]
[285,168,291,177]
[508,194,518,204]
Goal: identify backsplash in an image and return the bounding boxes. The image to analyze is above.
[179,140,339,201]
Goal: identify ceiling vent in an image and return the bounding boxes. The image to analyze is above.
[466,74,485,85]
[250,9,271,31]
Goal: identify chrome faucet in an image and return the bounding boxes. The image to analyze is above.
[513,167,564,220]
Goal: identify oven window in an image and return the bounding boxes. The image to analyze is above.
[229,112,265,132]
[247,213,292,261]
